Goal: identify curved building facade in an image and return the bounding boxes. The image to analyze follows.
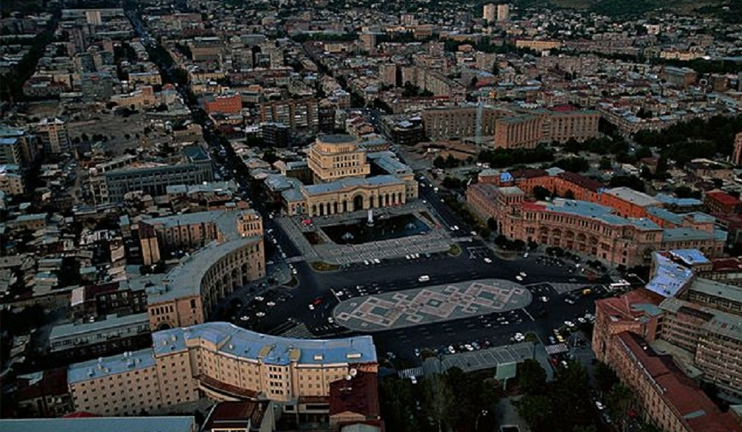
[68,323,377,417]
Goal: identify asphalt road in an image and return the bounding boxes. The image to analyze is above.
[229,216,607,364]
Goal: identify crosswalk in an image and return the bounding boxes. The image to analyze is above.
[398,367,423,379]
[276,322,315,339]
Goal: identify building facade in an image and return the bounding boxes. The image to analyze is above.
[467,183,726,267]
[67,323,377,416]
[35,117,70,155]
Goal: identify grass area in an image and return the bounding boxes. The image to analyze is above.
[448,244,462,256]
[525,332,540,343]
[310,261,340,272]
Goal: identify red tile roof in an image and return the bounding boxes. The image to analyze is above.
[706,190,741,206]
[203,401,268,431]
[617,333,742,432]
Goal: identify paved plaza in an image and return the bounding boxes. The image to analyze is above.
[334,279,532,332]
[276,200,455,265]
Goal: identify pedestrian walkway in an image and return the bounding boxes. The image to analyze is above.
[277,321,315,339]
[398,367,423,379]
[275,202,455,265]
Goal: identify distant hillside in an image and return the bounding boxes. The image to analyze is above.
[515,0,739,19]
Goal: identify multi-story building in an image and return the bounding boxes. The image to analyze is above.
[732,132,742,167]
[260,98,319,131]
[482,3,496,22]
[467,184,726,267]
[203,92,242,114]
[0,165,25,195]
[496,4,509,21]
[280,135,418,216]
[47,313,151,361]
[0,126,36,166]
[35,117,70,156]
[493,110,600,150]
[422,106,508,140]
[307,134,371,183]
[90,145,214,203]
[139,209,262,266]
[606,332,740,432]
[67,323,377,416]
[704,190,742,215]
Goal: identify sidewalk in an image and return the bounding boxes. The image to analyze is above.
[276,202,455,265]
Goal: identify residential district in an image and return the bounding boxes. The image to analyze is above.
[0,0,741,431]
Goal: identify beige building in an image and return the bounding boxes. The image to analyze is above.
[140,210,265,330]
[422,106,510,140]
[35,117,70,155]
[307,134,371,183]
[482,3,496,22]
[494,110,599,149]
[68,323,377,416]
[281,135,417,216]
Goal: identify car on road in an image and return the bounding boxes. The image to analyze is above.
[292,268,298,275]
[515,275,523,282]
[464,344,474,351]
[448,345,456,354]
[484,257,492,263]
[328,317,334,324]
[564,320,575,328]
[266,301,276,307]
[308,304,315,310]
[254,296,264,302]
[364,260,370,265]
[514,332,525,342]
[519,271,527,278]
[414,348,420,357]
[373,258,381,264]
[240,316,249,321]
[256,312,265,317]
[564,296,576,304]
[540,296,549,302]
[312,297,323,305]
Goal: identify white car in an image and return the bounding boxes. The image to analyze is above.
[465,344,474,351]
[254,296,264,302]
[364,260,370,265]
[328,317,334,324]
[515,275,523,282]
[519,271,527,278]
[256,312,265,317]
[266,301,276,307]
[373,258,381,264]
[405,255,411,260]
[565,320,575,327]
[448,345,456,354]
[308,304,315,310]
[484,257,492,263]
[240,315,249,321]
[540,296,549,302]
[292,269,298,275]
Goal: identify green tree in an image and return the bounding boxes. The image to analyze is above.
[533,185,550,200]
[487,217,498,231]
[424,374,451,432]
[594,361,619,395]
[516,394,554,432]
[599,157,613,170]
[517,359,547,395]
[433,155,446,169]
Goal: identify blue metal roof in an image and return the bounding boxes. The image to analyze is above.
[645,253,694,298]
[669,249,710,266]
[68,348,156,384]
[153,322,377,366]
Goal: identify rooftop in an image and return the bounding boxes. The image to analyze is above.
[68,348,155,384]
[149,237,261,303]
[329,371,380,421]
[668,249,710,266]
[662,227,727,243]
[616,332,741,432]
[660,296,742,342]
[604,187,661,208]
[654,193,703,207]
[319,134,357,144]
[140,209,259,241]
[688,277,742,306]
[152,322,377,366]
[544,199,660,230]
[303,175,402,196]
[646,252,695,298]
[0,417,195,432]
[203,401,268,431]
[50,313,149,340]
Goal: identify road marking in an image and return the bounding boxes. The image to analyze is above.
[521,308,535,322]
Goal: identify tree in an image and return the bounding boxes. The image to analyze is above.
[442,176,462,189]
[445,154,459,168]
[433,155,446,169]
[517,359,547,395]
[609,175,646,192]
[564,189,575,200]
[487,217,498,231]
[424,374,452,432]
[533,185,550,201]
[594,361,619,395]
[516,394,554,432]
[554,156,590,173]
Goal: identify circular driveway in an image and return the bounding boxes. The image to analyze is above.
[334,279,532,332]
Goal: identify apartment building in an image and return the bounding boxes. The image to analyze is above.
[35,117,70,155]
[422,106,509,140]
[260,98,319,131]
[493,110,599,150]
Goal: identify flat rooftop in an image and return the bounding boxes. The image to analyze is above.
[604,186,661,208]
[68,348,155,384]
[152,322,377,366]
[0,417,195,432]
